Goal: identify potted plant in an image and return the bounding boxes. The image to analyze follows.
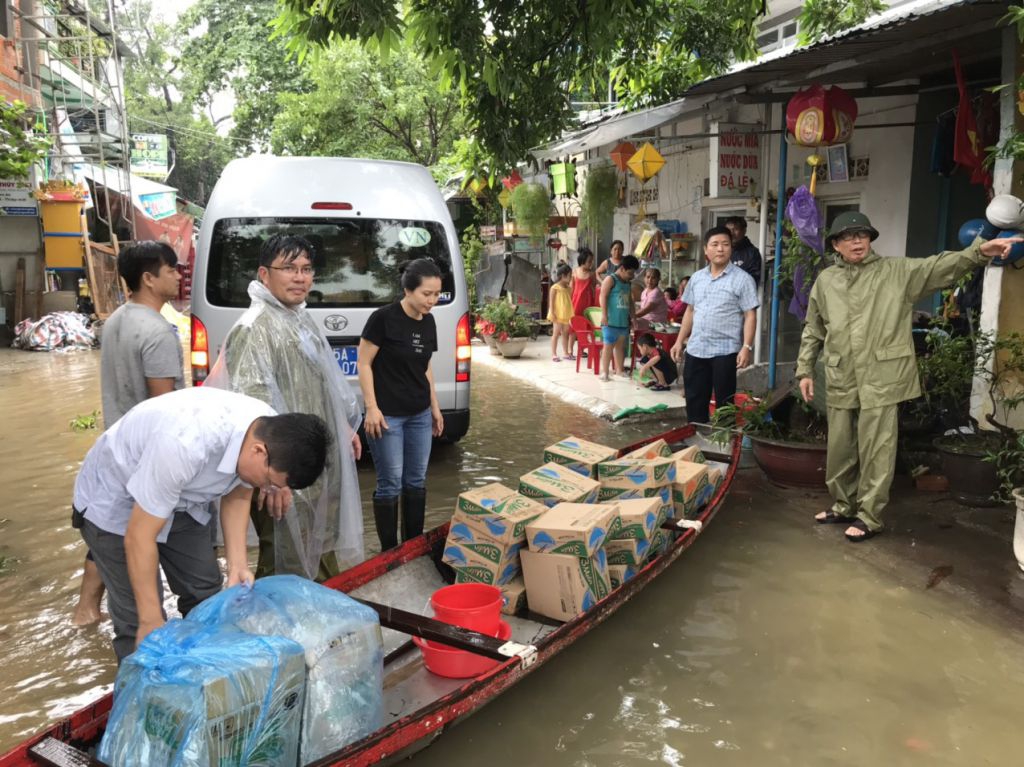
[579,164,618,236]
[473,310,501,355]
[711,388,829,489]
[927,327,1024,506]
[476,299,535,358]
[509,182,551,242]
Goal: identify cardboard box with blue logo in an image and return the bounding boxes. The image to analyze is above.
[443,483,546,587]
[518,462,600,508]
[542,437,618,478]
[520,502,615,621]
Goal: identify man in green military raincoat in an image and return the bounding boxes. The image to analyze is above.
[796,212,1020,542]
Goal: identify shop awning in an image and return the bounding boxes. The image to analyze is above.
[534,97,703,160]
[73,162,179,221]
[681,0,1003,98]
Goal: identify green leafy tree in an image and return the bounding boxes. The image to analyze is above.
[797,0,888,45]
[117,0,234,203]
[271,0,767,172]
[269,40,464,167]
[0,100,50,178]
[178,0,311,150]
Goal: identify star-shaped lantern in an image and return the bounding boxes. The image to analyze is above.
[501,171,523,191]
[627,142,665,183]
[610,141,636,173]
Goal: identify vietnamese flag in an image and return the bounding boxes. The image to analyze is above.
[953,49,991,187]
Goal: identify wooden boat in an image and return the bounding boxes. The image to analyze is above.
[1,424,739,767]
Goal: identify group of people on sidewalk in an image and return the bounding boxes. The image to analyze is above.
[72,236,445,660]
[545,218,763,409]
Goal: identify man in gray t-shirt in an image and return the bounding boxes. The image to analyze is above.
[101,302,184,426]
[73,241,183,627]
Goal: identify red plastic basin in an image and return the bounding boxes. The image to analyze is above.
[430,583,502,634]
[413,620,512,678]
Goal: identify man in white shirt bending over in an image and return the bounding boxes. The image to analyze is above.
[72,386,331,661]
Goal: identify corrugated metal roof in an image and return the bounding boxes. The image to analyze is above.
[686,0,1009,96]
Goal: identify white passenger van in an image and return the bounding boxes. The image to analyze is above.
[190,157,472,441]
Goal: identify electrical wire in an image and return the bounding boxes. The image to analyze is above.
[127,113,251,147]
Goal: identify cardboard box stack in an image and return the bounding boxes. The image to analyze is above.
[671,446,716,519]
[595,446,676,517]
[442,483,547,588]
[543,437,618,478]
[599,495,665,581]
[518,462,601,507]
[521,502,615,621]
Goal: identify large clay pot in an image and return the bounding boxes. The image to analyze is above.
[482,334,502,355]
[495,337,529,358]
[934,437,1002,507]
[749,435,828,489]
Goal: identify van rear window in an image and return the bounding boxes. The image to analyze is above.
[206,217,456,308]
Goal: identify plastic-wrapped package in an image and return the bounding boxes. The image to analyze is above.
[99,620,306,767]
[205,279,364,577]
[188,576,384,764]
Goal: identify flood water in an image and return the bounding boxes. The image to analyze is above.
[2,346,1024,764]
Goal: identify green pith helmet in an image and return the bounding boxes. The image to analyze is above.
[826,211,879,250]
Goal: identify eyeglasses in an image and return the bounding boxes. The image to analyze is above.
[837,231,871,243]
[268,264,315,276]
[262,448,284,493]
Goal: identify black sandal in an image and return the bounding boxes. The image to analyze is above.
[815,510,853,525]
[844,518,881,543]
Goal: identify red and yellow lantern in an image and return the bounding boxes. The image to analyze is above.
[786,84,858,147]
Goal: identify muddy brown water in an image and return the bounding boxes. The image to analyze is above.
[2,347,1024,765]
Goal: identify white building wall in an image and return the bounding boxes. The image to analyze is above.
[582,92,918,255]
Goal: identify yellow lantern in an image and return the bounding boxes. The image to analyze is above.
[626,142,665,183]
[497,188,512,208]
[468,176,488,194]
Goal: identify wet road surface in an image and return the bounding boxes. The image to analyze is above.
[1,347,1023,765]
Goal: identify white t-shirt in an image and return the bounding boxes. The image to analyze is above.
[73,387,275,542]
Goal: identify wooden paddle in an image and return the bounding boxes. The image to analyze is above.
[354,598,538,669]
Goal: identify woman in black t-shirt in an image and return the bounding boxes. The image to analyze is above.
[357,258,444,551]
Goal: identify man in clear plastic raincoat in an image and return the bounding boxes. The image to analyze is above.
[207,234,363,579]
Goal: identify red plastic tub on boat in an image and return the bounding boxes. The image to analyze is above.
[413,620,512,678]
[430,583,502,634]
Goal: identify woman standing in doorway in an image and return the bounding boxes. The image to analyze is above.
[357,258,444,551]
[595,239,625,278]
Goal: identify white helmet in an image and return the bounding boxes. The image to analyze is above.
[985,194,1024,229]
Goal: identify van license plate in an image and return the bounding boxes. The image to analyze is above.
[334,346,358,376]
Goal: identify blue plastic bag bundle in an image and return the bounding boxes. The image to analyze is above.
[99,620,306,767]
[188,575,384,765]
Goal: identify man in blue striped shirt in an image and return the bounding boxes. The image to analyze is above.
[670,226,759,423]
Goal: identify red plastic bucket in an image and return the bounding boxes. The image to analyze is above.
[430,583,502,634]
[413,620,512,678]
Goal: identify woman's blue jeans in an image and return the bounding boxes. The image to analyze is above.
[366,407,433,498]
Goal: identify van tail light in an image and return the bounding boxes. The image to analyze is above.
[456,312,471,382]
[191,314,210,385]
[311,202,353,210]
